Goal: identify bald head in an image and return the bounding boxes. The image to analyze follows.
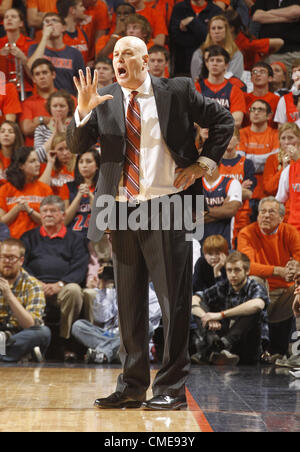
[113,36,149,89]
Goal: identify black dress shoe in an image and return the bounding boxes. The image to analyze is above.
[142,395,187,411]
[94,391,145,409]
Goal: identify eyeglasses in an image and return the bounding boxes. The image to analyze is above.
[249,107,267,113]
[251,69,269,76]
[0,255,21,263]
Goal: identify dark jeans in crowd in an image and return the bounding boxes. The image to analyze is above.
[0,325,51,362]
[193,302,262,364]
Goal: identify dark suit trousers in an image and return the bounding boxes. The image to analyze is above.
[111,199,193,398]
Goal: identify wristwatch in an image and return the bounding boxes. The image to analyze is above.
[197,160,210,173]
[39,116,44,125]
[57,281,65,288]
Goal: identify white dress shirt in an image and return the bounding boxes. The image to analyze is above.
[75,73,216,201]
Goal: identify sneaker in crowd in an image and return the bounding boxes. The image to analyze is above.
[84,348,108,364]
[289,370,300,378]
[31,346,44,363]
[209,349,240,366]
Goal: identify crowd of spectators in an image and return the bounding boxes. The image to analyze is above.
[0,0,300,366]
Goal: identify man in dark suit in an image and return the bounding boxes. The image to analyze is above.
[66,36,234,410]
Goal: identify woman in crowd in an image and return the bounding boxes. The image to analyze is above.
[275,123,300,230]
[63,148,101,239]
[263,122,300,205]
[38,132,75,198]
[34,89,75,162]
[0,146,52,238]
[190,15,244,82]
[0,120,23,184]
[270,62,291,97]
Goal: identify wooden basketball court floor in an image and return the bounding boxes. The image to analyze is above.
[0,362,300,433]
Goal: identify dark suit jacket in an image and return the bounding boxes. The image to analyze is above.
[66,75,234,241]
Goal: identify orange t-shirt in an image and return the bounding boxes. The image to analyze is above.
[0,180,53,238]
[0,152,10,185]
[19,93,51,146]
[144,0,175,26]
[244,91,280,128]
[239,125,279,199]
[63,27,89,64]
[135,4,168,38]
[0,83,22,126]
[39,162,74,197]
[238,221,300,291]
[235,32,270,71]
[81,1,110,61]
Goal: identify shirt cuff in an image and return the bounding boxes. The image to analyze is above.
[197,156,217,176]
[74,107,92,127]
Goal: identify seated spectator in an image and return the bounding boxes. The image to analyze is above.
[263,122,298,204]
[193,234,228,295]
[239,99,279,220]
[20,58,57,147]
[125,0,168,47]
[219,127,256,246]
[125,13,155,49]
[169,0,222,76]
[38,132,75,197]
[95,3,135,60]
[274,59,300,128]
[28,12,85,96]
[0,147,53,239]
[238,197,300,357]
[276,123,300,232]
[34,89,75,162]
[190,15,244,82]
[191,251,269,365]
[57,0,89,65]
[96,13,155,59]
[94,56,115,89]
[0,238,51,362]
[63,148,100,238]
[0,82,22,126]
[27,0,58,41]
[80,0,110,63]
[21,195,90,360]
[148,44,169,78]
[202,165,242,250]
[270,61,290,97]
[72,274,162,364]
[0,8,37,96]
[0,120,24,184]
[195,45,246,128]
[244,62,280,128]
[224,9,284,72]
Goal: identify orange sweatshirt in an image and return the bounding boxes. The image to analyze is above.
[237,221,300,290]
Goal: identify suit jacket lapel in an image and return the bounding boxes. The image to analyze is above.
[151,76,172,140]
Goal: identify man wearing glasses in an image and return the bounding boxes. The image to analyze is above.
[244,62,279,128]
[238,196,300,361]
[27,12,85,96]
[239,98,279,220]
[0,238,51,362]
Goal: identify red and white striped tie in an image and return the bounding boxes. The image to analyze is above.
[123,90,141,201]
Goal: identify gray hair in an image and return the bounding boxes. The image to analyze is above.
[258,196,285,217]
[40,195,65,212]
